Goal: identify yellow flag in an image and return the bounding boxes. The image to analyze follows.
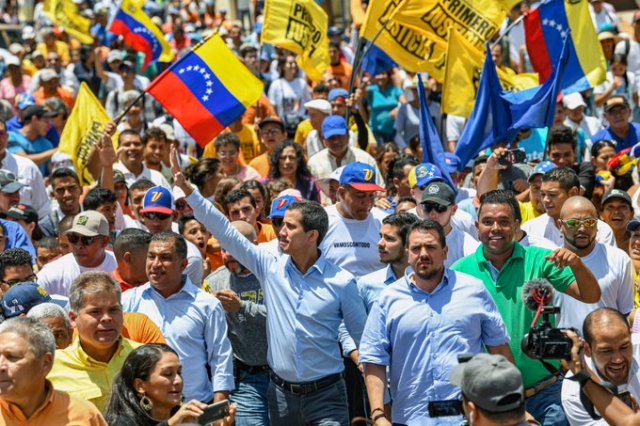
[43,0,94,45]
[361,0,505,80]
[262,0,329,82]
[58,83,115,186]
[443,28,538,117]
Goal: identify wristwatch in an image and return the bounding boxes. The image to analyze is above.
[567,370,591,387]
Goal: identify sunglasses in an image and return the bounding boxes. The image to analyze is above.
[67,234,101,246]
[143,212,172,221]
[421,203,448,213]
[560,218,597,229]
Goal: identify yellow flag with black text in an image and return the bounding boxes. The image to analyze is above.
[262,0,329,81]
[58,83,115,186]
[361,0,505,80]
[43,0,94,45]
[443,28,539,117]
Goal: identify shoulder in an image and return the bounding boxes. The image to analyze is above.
[53,389,105,419]
[601,243,631,264]
[449,270,487,292]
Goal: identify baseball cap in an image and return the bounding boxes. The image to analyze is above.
[628,219,640,232]
[318,165,345,197]
[528,160,556,182]
[39,68,59,82]
[23,105,56,122]
[327,26,343,36]
[322,115,348,139]
[562,92,587,110]
[21,26,35,40]
[339,162,384,192]
[450,353,524,413]
[15,93,35,111]
[444,153,461,174]
[258,116,285,132]
[602,189,632,206]
[5,204,38,223]
[407,163,443,189]
[107,49,123,63]
[420,181,456,206]
[604,95,630,112]
[158,123,176,141]
[268,195,299,219]
[113,170,126,185]
[2,283,52,318]
[51,151,73,172]
[5,55,19,67]
[0,170,24,193]
[140,186,174,215]
[328,88,349,103]
[66,211,110,237]
[304,99,332,115]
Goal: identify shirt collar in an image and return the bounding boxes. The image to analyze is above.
[286,251,326,277]
[476,241,524,267]
[404,268,451,296]
[72,336,128,367]
[385,264,399,283]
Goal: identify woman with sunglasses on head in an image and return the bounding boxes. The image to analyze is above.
[267,140,320,202]
[105,344,236,426]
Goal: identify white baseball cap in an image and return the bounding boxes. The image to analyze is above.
[304,99,332,115]
[563,92,587,110]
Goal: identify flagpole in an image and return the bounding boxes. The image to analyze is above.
[114,30,219,124]
[491,14,524,47]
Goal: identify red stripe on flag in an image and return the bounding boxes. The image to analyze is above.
[524,8,553,83]
[110,20,153,70]
[148,71,225,147]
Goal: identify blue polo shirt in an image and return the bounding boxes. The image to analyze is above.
[592,122,640,152]
[7,131,54,176]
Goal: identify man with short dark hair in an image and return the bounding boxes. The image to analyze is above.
[522,168,615,247]
[36,236,60,270]
[173,153,367,426]
[38,211,117,297]
[128,178,155,224]
[122,232,234,404]
[7,104,56,175]
[83,187,118,235]
[592,95,640,152]
[39,167,81,237]
[360,220,511,425]
[0,248,37,295]
[224,189,276,243]
[562,307,640,425]
[112,228,151,291]
[545,125,595,197]
[114,129,170,189]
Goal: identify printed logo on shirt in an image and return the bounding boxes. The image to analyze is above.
[240,289,264,304]
[333,242,371,248]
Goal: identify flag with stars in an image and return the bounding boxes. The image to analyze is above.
[524,0,606,94]
[109,0,174,70]
[146,33,264,148]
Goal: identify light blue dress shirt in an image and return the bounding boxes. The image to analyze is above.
[121,277,235,402]
[186,190,367,383]
[359,269,510,425]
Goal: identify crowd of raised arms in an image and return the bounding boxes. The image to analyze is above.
[4,0,640,425]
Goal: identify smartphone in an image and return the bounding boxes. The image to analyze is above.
[498,148,526,166]
[427,400,463,417]
[198,400,230,425]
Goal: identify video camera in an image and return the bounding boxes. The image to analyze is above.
[520,280,575,361]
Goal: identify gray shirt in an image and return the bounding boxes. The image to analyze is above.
[205,267,268,367]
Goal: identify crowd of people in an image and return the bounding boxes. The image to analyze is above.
[1,0,640,425]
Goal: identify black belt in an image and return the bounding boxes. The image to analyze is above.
[235,359,270,375]
[270,372,343,395]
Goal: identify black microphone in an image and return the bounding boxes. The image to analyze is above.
[522,279,554,312]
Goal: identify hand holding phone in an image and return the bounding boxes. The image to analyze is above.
[198,399,231,425]
[497,148,526,166]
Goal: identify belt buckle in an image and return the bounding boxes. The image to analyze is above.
[290,383,303,394]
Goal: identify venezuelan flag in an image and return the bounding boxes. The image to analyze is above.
[109,0,174,70]
[147,33,263,148]
[524,0,606,94]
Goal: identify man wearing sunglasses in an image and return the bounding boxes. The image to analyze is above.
[420,181,479,267]
[555,196,634,332]
[37,211,117,297]
[258,194,298,257]
[140,185,203,287]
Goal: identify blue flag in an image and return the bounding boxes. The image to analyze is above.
[361,43,397,77]
[454,41,569,169]
[417,74,456,190]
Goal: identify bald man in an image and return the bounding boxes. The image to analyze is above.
[561,308,640,425]
[203,221,270,426]
[555,196,633,331]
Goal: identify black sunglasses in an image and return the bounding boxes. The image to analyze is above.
[421,203,448,213]
[143,212,172,221]
[67,234,100,246]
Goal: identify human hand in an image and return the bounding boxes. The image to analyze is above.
[167,399,208,426]
[487,147,509,171]
[545,247,581,269]
[96,122,118,167]
[560,329,584,375]
[374,197,391,210]
[170,145,193,196]
[216,289,242,313]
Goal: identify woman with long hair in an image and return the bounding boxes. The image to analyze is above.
[104,344,235,426]
[268,140,320,202]
[184,157,222,200]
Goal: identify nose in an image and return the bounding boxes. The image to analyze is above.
[377,237,385,249]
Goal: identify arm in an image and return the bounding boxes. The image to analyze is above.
[96,122,118,191]
[476,147,508,198]
[17,148,57,165]
[547,249,601,303]
[364,363,391,426]
[340,277,367,348]
[352,108,369,151]
[487,344,515,363]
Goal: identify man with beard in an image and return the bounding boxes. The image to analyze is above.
[561,308,640,425]
[359,219,511,425]
[204,221,269,426]
[452,190,601,426]
[555,196,633,331]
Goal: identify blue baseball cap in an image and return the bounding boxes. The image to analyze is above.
[408,163,443,189]
[339,162,384,192]
[15,93,35,110]
[140,186,173,215]
[328,88,349,103]
[528,160,556,182]
[322,115,348,139]
[444,153,462,174]
[2,283,51,318]
[268,195,299,219]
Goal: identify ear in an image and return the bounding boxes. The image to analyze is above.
[133,378,146,395]
[26,222,35,234]
[392,177,400,188]
[41,352,53,376]
[68,310,78,329]
[583,341,592,358]
[450,204,458,215]
[123,252,132,264]
[556,218,563,229]
[179,257,188,272]
[569,187,580,197]
[308,229,319,246]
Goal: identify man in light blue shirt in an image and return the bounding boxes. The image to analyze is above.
[360,220,512,426]
[121,232,234,403]
[172,154,367,426]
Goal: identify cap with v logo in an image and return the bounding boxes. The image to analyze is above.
[339,163,384,192]
[141,186,174,215]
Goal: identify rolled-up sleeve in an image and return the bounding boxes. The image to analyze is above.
[207,301,235,392]
[358,301,390,366]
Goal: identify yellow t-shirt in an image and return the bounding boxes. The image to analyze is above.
[248,152,271,178]
[294,119,313,147]
[519,200,543,225]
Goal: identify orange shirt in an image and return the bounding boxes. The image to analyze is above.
[242,94,276,125]
[327,61,353,90]
[0,380,106,426]
[122,312,167,345]
[257,222,276,243]
[248,152,271,178]
[111,268,133,292]
[33,87,75,110]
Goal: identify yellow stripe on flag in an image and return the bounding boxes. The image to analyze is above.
[564,0,606,89]
[262,0,329,82]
